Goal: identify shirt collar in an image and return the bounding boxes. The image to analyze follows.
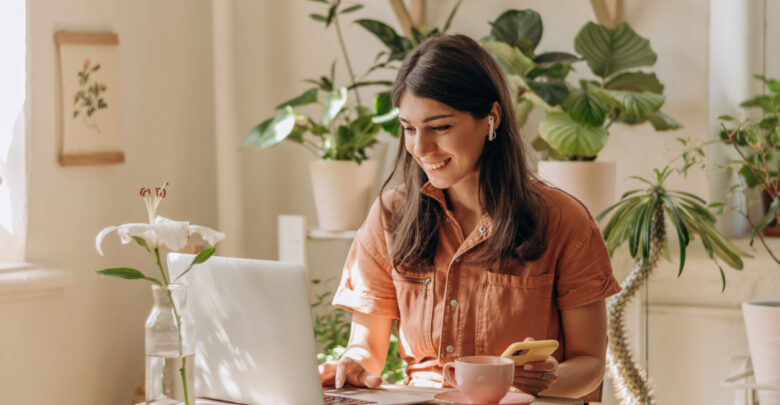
[419,181,495,241]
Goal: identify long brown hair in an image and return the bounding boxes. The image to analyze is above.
[380,34,548,273]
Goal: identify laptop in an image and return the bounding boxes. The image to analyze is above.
[167,253,440,405]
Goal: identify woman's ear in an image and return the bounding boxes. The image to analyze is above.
[491,101,502,128]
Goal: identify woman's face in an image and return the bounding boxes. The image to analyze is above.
[398,91,489,190]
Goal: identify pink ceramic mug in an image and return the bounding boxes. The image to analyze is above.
[442,356,514,403]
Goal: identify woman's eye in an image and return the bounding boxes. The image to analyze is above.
[403,127,416,133]
[432,125,450,131]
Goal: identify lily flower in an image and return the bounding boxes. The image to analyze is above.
[95,183,225,256]
[95,215,225,256]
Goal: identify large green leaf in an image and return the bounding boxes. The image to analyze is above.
[562,88,609,126]
[539,111,608,157]
[601,89,665,116]
[323,87,348,126]
[243,106,296,148]
[525,80,569,106]
[481,40,535,76]
[606,71,664,93]
[96,267,162,285]
[574,22,657,78]
[355,19,413,60]
[275,88,318,110]
[533,52,579,66]
[488,9,543,51]
[647,111,682,130]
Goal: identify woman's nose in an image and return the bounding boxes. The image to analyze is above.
[414,134,436,156]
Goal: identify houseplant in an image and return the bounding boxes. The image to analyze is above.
[718,73,780,404]
[243,0,399,231]
[94,183,225,405]
[595,167,749,404]
[482,10,681,216]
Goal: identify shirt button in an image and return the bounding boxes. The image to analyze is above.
[455,257,462,262]
[479,225,487,233]
[446,345,454,353]
[445,217,451,223]
[450,299,458,308]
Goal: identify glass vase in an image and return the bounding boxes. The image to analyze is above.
[145,284,194,405]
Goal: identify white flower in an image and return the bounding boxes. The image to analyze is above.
[96,215,225,256]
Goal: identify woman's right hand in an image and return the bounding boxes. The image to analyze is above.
[318,357,383,389]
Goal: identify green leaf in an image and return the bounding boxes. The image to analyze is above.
[752,196,780,244]
[753,74,780,94]
[526,62,574,81]
[606,71,664,94]
[481,40,535,77]
[661,194,690,276]
[740,95,774,114]
[340,4,363,14]
[309,13,328,22]
[323,87,348,126]
[539,111,608,157]
[347,80,394,90]
[96,268,162,285]
[191,246,217,265]
[131,236,151,252]
[601,89,665,116]
[718,114,735,121]
[562,87,609,126]
[574,22,657,78]
[325,4,337,27]
[355,19,413,60]
[526,80,569,106]
[488,9,543,51]
[275,88,318,110]
[647,111,682,131]
[243,106,296,148]
[442,0,463,32]
[533,52,579,66]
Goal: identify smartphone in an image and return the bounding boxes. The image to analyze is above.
[500,340,559,366]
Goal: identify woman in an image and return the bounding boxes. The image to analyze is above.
[318,34,621,400]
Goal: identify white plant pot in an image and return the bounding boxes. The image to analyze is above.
[537,161,617,219]
[309,160,378,232]
[742,301,780,404]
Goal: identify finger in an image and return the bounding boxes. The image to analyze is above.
[512,383,545,396]
[345,364,381,388]
[513,376,548,389]
[514,367,546,379]
[522,358,557,372]
[335,359,349,388]
[319,362,338,385]
[523,337,535,342]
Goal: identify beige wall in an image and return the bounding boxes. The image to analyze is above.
[0,0,216,404]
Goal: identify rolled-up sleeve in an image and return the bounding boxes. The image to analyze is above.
[555,222,621,310]
[332,198,400,319]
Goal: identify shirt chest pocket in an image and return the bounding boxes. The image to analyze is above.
[392,272,435,357]
[475,271,554,355]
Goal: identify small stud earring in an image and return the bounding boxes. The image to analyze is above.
[488,116,496,141]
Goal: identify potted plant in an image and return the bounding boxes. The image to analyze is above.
[482,10,681,216]
[243,0,399,231]
[595,167,750,404]
[718,73,780,404]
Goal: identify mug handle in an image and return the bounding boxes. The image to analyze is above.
[442,362,458,389]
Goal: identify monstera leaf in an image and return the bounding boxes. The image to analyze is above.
[539,111,608,157]
[574,22,657,79]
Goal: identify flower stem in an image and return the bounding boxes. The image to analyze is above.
[154,248,170,286]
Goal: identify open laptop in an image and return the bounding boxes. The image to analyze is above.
[167,253,440,405]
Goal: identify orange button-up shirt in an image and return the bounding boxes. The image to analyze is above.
[332,182,621,388]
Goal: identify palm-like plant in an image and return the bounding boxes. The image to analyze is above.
[595,167,750,405]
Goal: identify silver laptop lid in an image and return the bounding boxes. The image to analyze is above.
[168,253,324,405]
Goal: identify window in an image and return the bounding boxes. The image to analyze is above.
[0,0,26,263]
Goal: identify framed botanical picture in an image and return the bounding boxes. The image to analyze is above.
[54,31,124,166]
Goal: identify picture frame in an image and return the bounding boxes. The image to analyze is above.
[54,31,124,166]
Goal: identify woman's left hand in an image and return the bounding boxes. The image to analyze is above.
[511,338,559,396]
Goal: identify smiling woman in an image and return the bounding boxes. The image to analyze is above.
[319,34,621,402]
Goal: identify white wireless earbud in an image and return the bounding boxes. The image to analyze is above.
[488,116,496,141]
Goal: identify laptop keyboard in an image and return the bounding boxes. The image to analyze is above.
[322,393,377,404]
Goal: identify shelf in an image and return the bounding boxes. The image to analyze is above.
[308,229,357,240]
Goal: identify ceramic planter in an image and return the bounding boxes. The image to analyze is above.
[537,161,617,219]
[309,160,378,231]
[743,301,780,404]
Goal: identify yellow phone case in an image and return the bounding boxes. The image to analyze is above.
[500,340,559,366]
